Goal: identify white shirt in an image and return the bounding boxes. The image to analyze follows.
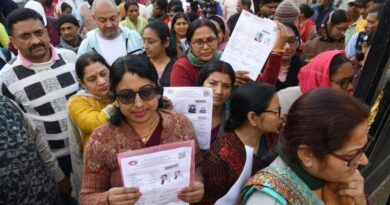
[96,33,127,65]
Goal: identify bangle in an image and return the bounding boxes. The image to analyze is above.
[272,48,285,53]
[271,51,283,55]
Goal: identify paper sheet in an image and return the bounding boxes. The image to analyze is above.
[221,10,277,80]
[118,140,195,205]
[164,87,213,149]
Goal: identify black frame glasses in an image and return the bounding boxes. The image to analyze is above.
[330,135,374,167]
[263,107,281,118]
[191,37,218,49]
[330,74,357,90]
[116,85,158,105]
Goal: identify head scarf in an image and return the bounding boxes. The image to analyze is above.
[298,50,346,93]
[25,1,48,26]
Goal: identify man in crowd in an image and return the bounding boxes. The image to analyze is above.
[77,0,143,65]
[345,0,361,46]
[255,0,282,18]
[58,14,83,53]
[236,0,252,13]
[311,0,336,32]
[354,0,377,32]
[346,5,383,58]
[0,8,79,200]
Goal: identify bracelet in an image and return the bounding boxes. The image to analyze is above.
[271,48,285,53]
[271,51,283,56]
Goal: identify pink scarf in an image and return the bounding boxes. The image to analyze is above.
[298,50,346,93]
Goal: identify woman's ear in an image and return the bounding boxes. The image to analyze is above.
[297,145,315,168]
[247,111,260,127]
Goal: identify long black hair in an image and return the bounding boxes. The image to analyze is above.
[224,82,276,131]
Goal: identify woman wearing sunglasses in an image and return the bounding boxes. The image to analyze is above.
[80,54,204,205]
[242,88,370,205]
[201,82,281,204]
[278,50,355,113]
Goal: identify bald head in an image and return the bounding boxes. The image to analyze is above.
[92,0,117,14]
[92,0,120,39]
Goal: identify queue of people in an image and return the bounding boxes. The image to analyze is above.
[0,0,386,204]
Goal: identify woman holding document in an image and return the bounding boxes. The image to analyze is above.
[200,82,281,204]
[80,55,204,205]
[197,60,236,145]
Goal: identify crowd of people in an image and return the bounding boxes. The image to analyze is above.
[0,0,386,204]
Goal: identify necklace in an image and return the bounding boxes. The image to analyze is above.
[139,114,160,143]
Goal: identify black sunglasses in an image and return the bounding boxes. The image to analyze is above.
[116,85,158,104]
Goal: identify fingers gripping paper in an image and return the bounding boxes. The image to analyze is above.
[118,140,196,205]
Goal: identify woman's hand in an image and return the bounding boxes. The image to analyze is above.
[108,187,141,205]
[178,181,204,204]
[235,71,250,87]
[337,170,367,205]
[272,21,290,51]
[161,96,173,110]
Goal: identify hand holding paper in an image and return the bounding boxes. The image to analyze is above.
[234,71,250,87]
[108,187,141,205]
[178,181,205,203]
[272,22,291,52]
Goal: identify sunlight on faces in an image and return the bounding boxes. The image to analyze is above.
[142,28,169,59]
[300,121,369,184]
[202,72,232,107]
[10,19,50,63]
[329,62,355,95]
[80,62,110,97]
[93,0,120,39]
[115,72,159,124]
[190,26,218,62]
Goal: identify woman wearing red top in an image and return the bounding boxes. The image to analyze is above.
[295,4,317,43]
[170,19,291,87]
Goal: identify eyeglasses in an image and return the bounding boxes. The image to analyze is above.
[330,74,356,90]
[191,37,218,49]
[330,135,374,167]
[116,85,158,104]
[263,107,281,118]
[143,39,161,45]
[286,37,299,46]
